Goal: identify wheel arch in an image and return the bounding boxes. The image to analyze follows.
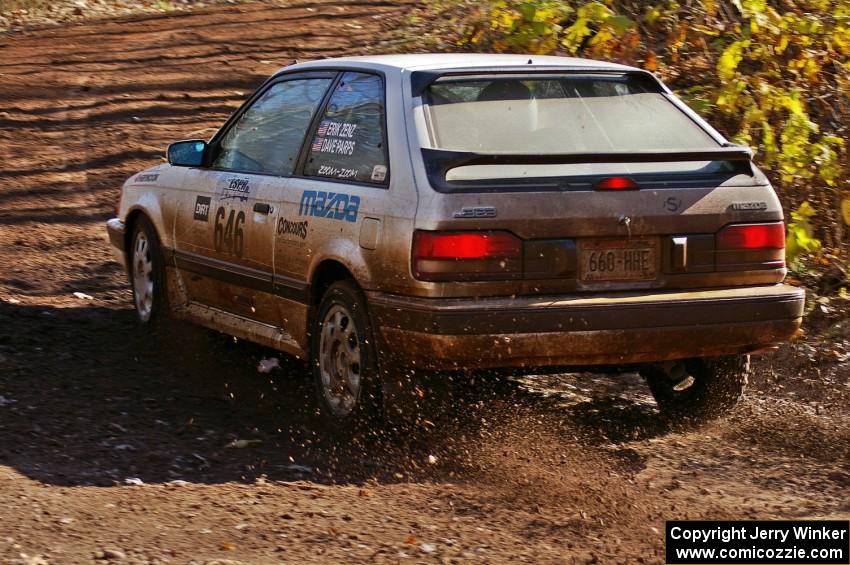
[123,208,153,256]
[122,185,171,254]
[309,259,358,310]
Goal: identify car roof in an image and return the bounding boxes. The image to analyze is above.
[275,53,639,76]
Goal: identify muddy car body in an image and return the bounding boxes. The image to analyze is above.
[106,54,804,425]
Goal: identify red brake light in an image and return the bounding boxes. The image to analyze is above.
[415,232,521,260]
[716,222,785,250]
[413,231,522,281]
[595,177,638,190]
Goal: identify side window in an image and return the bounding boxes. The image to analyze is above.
[303,72,389,185]
[213,78,332,175]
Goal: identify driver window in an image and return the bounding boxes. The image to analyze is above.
[214,77,332,175]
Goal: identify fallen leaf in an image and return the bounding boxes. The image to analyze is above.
[645,51,658,71]
[225,439,262,449]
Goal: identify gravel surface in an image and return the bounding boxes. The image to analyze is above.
[1,2,848,563]
[0,0,247,33]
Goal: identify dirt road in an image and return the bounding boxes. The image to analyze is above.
[1,2,848,563]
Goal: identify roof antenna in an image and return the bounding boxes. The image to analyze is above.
[527,58,533,64]
[292,58,301,65]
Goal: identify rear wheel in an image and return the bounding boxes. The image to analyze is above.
[129,216,168,325]
[640,355,749,421]
[310,280,381,431]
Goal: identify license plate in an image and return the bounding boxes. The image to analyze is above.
[579,238,658,282]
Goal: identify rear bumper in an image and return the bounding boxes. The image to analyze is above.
[368,284,804,370]
[105,218,126,271]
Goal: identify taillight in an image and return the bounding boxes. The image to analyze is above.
[595,176,638,190]
[715,222,786,271]
[716,222,785,250]
[412,231,522,281]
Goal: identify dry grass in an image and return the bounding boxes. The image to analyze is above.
[0,0,53,10]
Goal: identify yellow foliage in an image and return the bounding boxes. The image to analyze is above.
[717,40,748,81]
[449,0,849,252]
[786,202,822,267]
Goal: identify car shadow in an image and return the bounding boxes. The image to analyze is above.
[0,299,675,489]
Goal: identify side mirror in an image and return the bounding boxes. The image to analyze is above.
[167,140,208,167]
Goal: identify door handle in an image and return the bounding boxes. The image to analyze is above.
[253,202,272,214]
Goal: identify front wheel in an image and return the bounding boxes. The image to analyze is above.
[129,216,168,325]
[640,355,749,422]
[310,280,381,431]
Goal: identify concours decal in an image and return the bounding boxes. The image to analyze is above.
[193,196,211,222]
[135,173,159,183]
[221,177,250,202]
[298,190,360,222]
[277,218,308,240]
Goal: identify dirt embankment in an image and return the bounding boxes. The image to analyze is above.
[1,2,848,564]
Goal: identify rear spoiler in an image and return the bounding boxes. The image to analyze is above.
[410,68,666,97]
[421,146,754,192]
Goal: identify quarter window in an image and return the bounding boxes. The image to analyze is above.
[214,78,332,175]
[303,72,388,185]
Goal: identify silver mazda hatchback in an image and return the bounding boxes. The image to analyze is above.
[107,54,804,427]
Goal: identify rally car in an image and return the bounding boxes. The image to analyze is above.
[106,54,804,427]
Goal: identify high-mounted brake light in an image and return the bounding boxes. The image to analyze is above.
[595,177,638,191]
[413,231,522,281]
[716,222,785,250]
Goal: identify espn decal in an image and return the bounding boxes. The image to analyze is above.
[221,177,250,202]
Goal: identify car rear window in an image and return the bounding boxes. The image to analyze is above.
[423,74,729,182]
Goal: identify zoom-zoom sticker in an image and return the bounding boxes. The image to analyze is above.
[298,190,360,223]
[193,196,211,221]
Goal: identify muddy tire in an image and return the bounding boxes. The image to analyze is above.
[310,280,381,431]
[641,355,749,422]
[128,216,169,326]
